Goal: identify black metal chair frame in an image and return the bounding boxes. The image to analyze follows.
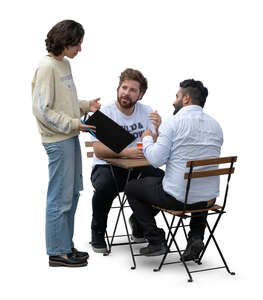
[85,142,146,267]
[105,164,147,269]
[153,156,237,282]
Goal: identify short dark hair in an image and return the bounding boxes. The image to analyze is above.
[118,68,148,97]
[45,20,84,56]
[180,79,208,108]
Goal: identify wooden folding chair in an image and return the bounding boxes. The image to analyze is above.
[153,156,237,282]
[85,141,94,158]
[85,142,142,262]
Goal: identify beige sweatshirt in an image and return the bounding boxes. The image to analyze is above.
[32,55,90,143]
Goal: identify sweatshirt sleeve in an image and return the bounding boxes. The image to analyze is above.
[79,100,90,117]
[32,64,79,134]
[68,60,90,117]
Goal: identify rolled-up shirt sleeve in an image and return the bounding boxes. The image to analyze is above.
[142,121,173,168]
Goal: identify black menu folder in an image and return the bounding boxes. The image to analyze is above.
[84,110,136,153]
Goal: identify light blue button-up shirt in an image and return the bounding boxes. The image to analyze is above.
[142,105,223,204]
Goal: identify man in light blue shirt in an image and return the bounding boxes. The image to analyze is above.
[125,79,223,259]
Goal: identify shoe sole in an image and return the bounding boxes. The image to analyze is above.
[74,255,89,260]
[141,248,168,257]
[49,261,88,267]
[128,219,147,243]
[131,235,147,243]
[92,246,108,254]
[81,255,89,260]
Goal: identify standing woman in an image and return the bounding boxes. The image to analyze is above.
[32,20,100,267]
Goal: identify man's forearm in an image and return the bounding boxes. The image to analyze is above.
[93,142,132,158]
[93,142,143,159]
[93,142,120,158]
[142,134,171,167]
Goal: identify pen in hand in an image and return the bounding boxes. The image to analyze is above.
[79,120,96,137]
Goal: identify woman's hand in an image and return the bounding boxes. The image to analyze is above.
[79,121,96,132]
[89,97,101,112]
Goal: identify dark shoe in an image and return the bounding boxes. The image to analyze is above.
[181,238,204,262]
[49,253,88,267]
[71,248,89,260]
[129,214,147,243]
[140,242,168,256]
[91,230,108,253]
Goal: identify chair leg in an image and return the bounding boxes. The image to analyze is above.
[120,197,137,270]
[107,166,137,269]
[201,221,235,275]
[172,225,194,282]
[165,214,176,244]
[181,220,188,241]
[108,193,125,252]
[154,217,194,282]
[103,230,110,256]
[153,216,179,272]
[107,193,137,269]
[198,212,223,263]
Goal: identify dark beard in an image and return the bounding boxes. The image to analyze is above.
[173,99,183,115]
[117,96,136,109]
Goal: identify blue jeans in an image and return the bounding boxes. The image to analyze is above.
[43,136,83,255]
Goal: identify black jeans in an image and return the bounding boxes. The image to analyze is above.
[90,165,164,233]
[125,177,209,245]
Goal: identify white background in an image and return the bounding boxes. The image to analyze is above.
[1,0,262,298]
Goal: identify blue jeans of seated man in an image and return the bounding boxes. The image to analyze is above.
[43,136,83,256]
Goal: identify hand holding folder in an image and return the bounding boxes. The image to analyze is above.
[83,110,135,153]
[79,120,96,134]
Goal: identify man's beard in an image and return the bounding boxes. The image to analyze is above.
[173,99,183,115]
[117,95,137,109]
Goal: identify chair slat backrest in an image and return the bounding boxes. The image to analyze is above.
[184,156,237,179]
[183,156,237,211]
[186,156,237,168]
[184,167,235,179]
[85,141,94,158]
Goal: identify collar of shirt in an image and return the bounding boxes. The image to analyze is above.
[176,105,203,117]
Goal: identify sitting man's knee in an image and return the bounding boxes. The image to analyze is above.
[124,179,137,196]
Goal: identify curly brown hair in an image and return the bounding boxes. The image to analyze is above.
[118,68,148,97]
[45,20,84,56]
